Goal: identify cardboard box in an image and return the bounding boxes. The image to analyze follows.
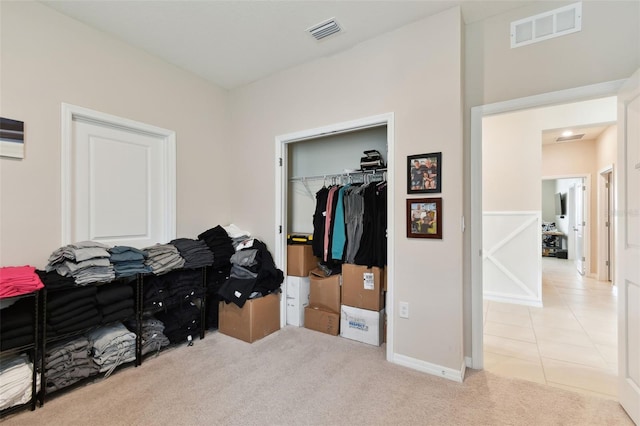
[218,292,280,343]
[340,305,384,346]
[286,276,310,327]
[304,306,340,336]
[287,245,318,277]
[383,268,387,292]
[341,264,384,311]
[309,270,341,313]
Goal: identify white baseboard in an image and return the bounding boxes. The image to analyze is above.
[392,353,466,383]
[483,293,543,308]
[465,356,473,368]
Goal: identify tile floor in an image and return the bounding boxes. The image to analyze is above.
[483,257,618,400]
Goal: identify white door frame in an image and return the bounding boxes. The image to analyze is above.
[470,80,625,369]
[61,103,176,246]
[275,112,395,361]
[598,166,615,282]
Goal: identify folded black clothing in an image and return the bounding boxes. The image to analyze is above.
[100,299,134,316]
[48,296,97,317]
[46,286,97,311]
[0,334,34,351]
[48,307,100,331]
[101,307,135,325]
[96,282,134,306]
[0,324,34,340]
[48,304,98,325]
[0,298,34,329]
[169,238,214,269]
[47,315,102,337]
[36,269,75,290]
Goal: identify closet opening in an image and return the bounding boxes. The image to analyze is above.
[274,113,395,361]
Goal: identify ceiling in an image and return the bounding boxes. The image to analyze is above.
[541,124,611,145]
[41,0,538,90]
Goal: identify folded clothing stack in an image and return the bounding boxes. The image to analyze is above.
[169,238,214,269]
[126,316,170,356]
[0,354,39,410]
[143,244,185,275]
[45,241,115,286]
[0,266,43,298]
[46,287,101,337]
[0,297,35,351]
[142,269,204,311]
[96,282,135,325]
[44,336,99,393]
[155,302,200,344]
[197,225,236,269]
[36,270,76,291]
[109,246,151,278]
[87,323,136,377]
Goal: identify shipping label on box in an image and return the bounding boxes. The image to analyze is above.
[341,264,384,311]
[340,305,384,346]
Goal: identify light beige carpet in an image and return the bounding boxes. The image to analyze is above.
[2,326,633,425]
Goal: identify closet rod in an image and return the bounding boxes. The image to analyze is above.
[289,168,387,182]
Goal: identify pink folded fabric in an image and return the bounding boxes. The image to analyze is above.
[0,266,44,299]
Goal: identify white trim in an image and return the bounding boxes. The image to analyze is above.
[470,79,625,370]
[465,356,473,368]
[61,103,176,246]
[275,113,395,359]
[483,293,543,308]
[392,353,466,383]
[598,165,614,282]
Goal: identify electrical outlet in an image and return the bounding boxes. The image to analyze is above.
[399,301,409,318]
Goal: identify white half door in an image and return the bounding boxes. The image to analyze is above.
[617,68,640,424]
[573,181,586,275]
[68,113,175,248]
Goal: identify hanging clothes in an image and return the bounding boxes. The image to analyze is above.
[312,186,330,258]
[331,184,350,261]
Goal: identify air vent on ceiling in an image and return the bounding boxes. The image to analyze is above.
[556,133,585,142]
[307,18,342,41]
[511,2,582,48]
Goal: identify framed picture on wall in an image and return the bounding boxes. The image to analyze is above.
[407,152,441,194]
[407,197,442,239]
[0,117,25,159]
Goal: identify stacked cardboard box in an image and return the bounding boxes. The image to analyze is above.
[287,244,318,277]
[286,276,310,327]
[218,292,280,343]
[340,264,385,346]
[304,270,341,336]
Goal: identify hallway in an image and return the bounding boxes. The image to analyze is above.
[483,257,618,399]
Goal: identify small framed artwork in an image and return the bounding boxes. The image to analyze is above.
[407,152,441,194]
[407,197,442,239]
[0,117,25,159]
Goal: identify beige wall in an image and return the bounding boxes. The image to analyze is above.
[465,1,638,357]
[0,2,232,267]
[229,9,464,370]
[596,125,617,170]
[484,97,615,283]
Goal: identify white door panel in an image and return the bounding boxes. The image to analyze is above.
[617,68,640,425]
[63,104,176,249]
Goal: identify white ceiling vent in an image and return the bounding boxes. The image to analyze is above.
[556,133,585,142]
[307,18,342,41]
[511,2,582,48]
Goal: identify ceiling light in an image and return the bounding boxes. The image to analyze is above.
[561,130,573,137]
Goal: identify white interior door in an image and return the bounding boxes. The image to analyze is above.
[617,68,640,424]
[62,104,176,248]
[573,181,586,275]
